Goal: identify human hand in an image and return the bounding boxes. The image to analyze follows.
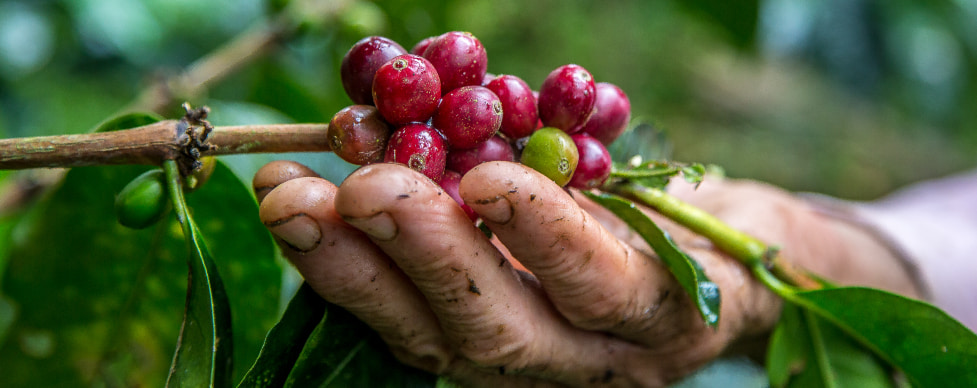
[253,160,920,387]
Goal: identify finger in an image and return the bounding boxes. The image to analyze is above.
[257,177,454,373]
[252,160,319,203]
[333,163,633,384]
[459,161,693,342]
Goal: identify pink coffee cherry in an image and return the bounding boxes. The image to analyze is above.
[568,133,612,189]
[438,169,478,222]
[538,64,597,134]
[580,82,631,145]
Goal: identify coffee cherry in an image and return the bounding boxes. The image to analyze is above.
[568,133,612,189]
[341,36,407,105]
[326,105,392,165]
[115,169,171,229]
[184,156,216,192]
[384,123,448,182]
[372,54,441,125]
[410,35,437,55]
[438,169,478,221]
[485,74,538,139]
[538,64,596,134]
[432,85,502,149]
[580,82,631,145]
[481,72,497,86]
[422,31,488,95]
[520,127,579,187]
[446,134,515,175]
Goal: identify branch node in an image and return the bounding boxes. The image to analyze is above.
[177,102,216,176]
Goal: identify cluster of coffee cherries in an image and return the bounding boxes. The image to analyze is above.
[327,31,631,220]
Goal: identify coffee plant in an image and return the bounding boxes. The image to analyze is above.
[0,1,975,387]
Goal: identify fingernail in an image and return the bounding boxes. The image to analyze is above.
[468,195,513,224]
[343,211,398,241]
[265,213,322,253]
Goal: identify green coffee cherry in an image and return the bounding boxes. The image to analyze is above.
[184,156,216,192]
[520,127,579,187]
[115,169,171,229]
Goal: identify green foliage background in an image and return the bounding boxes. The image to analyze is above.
[0,0,975,386]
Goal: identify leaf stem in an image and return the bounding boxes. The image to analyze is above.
[0,121,330,170]
[607,181,822,290]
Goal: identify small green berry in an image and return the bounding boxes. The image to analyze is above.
[115,169,171,229]
[519,127,579,186]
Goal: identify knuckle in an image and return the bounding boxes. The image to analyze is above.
[456,328,536,372]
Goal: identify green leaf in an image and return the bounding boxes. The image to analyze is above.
[238,283,326,387]
[92,111,164,133]
[0,162,279,386]
[767,303,806,387]
[582,192,721,328]
[680,163,706,187]
[164,160,233,387]
[769,303,894,388]
[284,304,436,387]
[791,287,977,387]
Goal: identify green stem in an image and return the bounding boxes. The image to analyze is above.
[163,160,189,227]
[607,180,821,290]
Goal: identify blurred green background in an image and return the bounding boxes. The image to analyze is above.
[1,0,975,199]
[0,0,975,386]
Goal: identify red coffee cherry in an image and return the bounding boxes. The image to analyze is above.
[438,169,478,222]
[446,134,515,176]
[485,74,538,140]
[537,64,596,134]
[580,82,631,145]
[372,54,441,125]
[384,123,448,182]
[341,36,407,105]
[410,35,437,55]
[422,31,488,95]
[568,133,612,189]
[432,85,502,149]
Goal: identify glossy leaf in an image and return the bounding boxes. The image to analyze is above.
[767,303,806,387]
[583,192,721,327]
[238,283,326,387]
[285,304,436,387]
[0,162,279,386]
[164,159,233,387]
[791,287,977,387]
[92,111,164,133]
[768,303,893,388]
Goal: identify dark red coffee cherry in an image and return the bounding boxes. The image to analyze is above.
[438,169,478,222]
[422,31,488,95]
[432,85,502,149]
[384,123,447,182]
[372,54,441,125]
[568,133,612,189]
[537,64,596,134]
[446,135,515,175]
[410,35,437,55]
[485,74,538,139]
[341,36,407,105]
[580,82,631,145]
[326,105,391,165]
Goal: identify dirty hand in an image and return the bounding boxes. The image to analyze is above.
[253,161,919,387]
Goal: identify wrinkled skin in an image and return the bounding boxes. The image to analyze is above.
[254,161,920,387]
